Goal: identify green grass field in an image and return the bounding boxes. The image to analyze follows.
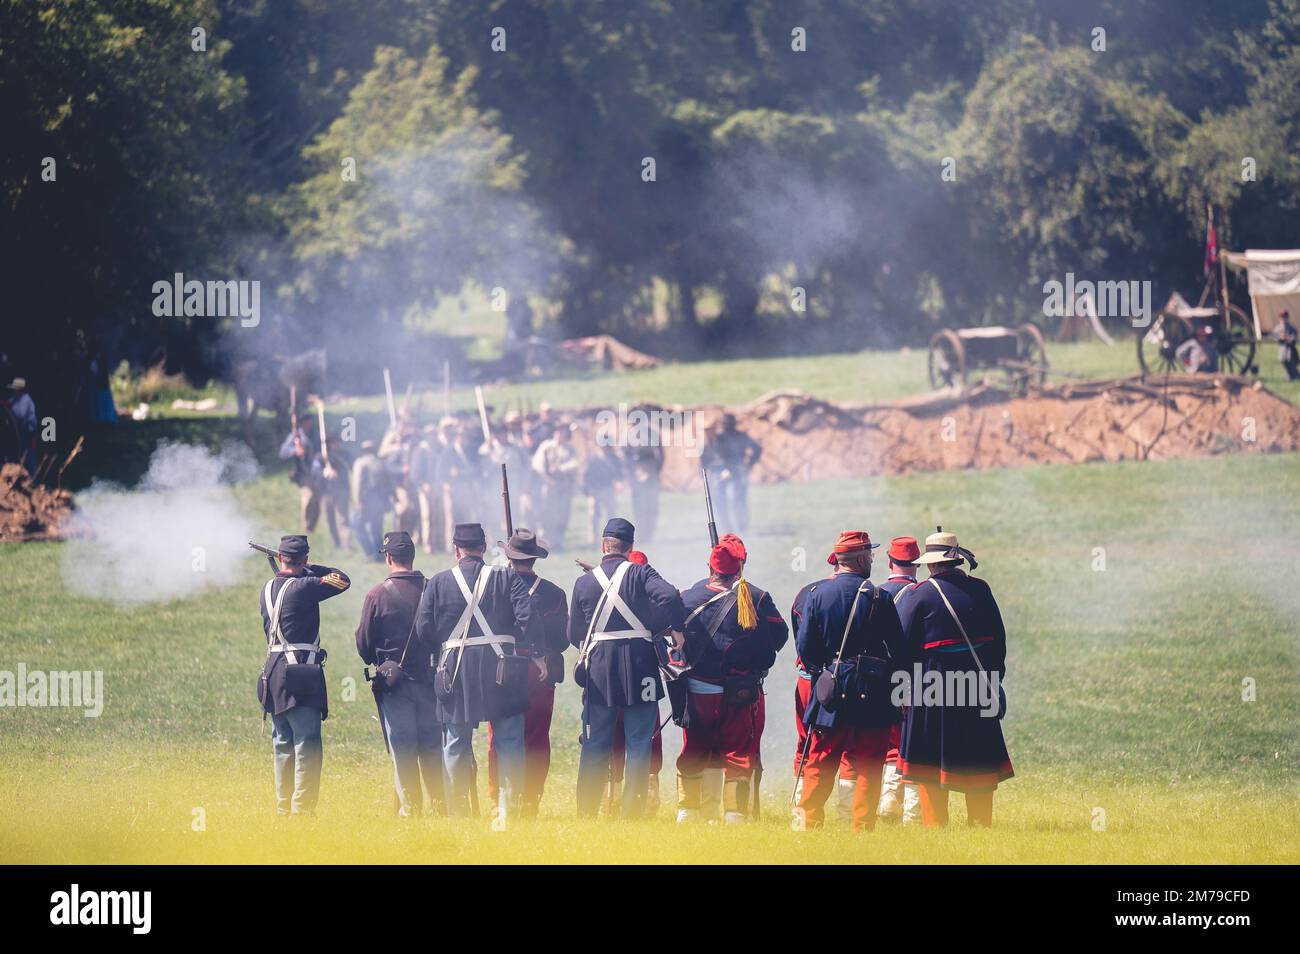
[2,431,1297,864]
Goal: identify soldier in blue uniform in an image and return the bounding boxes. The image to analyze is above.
[355,531,443,817]
[415,523,536,819]
[569,517,686,818]
[877,536,921,824]
[878,536,920,600]
[486,529,570,817]
[675,538,787,824]
[256,534,351,815]
[896,529,1013,827]
[794,530,904,831]
[789,550,840,806]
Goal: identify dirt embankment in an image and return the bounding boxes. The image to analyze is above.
[649,374,1300,490]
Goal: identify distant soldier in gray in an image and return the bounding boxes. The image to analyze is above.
[622,433,664,544]
[582,440,623,545]
[437,420,483,531]
[702,413,762,533]
[379,416,419,538]
[315,436,351,548]
[350,440,388,561]
[499,412,536,528]
[411,424,443,555]
[532,422,579,548]
[279,415,325,535]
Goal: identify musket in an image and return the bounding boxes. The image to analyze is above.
[382,368,397,429]
[316,400,330,467]
[501,463,514,538]
[248,541,280,573]
[791,720,816,810]
[702,467,719,546]
[474,385,492,445]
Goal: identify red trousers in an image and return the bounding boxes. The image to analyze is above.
[487,680,555,812]
[676,691,761,778]
[794,676,853,779]
[750,691,766,764]
[795,723,892,831]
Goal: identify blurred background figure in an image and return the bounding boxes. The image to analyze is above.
[410,424,442,555]
[1275,308,1299,380]
[279,412,321,534]
[5,377,37,473]
[1175,324,1219,373]
[622,424,664,544]
[438,420,483,541]
[349,439,388,560]
[532,422,578,549]
[582,439,622,545]
[379,415,419,538]
[703,413,761,533]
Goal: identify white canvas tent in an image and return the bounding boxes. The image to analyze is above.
[1221,249,1300,338]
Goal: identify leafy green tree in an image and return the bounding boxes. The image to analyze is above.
[287,46,548,326]
[0,0,247,398]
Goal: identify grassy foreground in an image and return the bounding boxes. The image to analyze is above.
[2,446,1298,864]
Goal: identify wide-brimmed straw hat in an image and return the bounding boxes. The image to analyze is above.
[913,528,978,569]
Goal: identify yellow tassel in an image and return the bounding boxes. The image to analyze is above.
[735,578,758,630]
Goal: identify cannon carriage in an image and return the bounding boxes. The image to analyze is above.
[927,323,1048,392]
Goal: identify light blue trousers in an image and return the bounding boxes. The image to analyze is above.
[271,705,322,814]
[443,713,524,817]
[379,680,445,816]
[576,700,657,818]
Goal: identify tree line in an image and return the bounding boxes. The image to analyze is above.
[4,0,1299,395]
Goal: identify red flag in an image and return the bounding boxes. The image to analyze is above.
[1203,205,1218,276]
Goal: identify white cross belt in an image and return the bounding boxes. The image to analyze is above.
[440,633,515,659]
[589,629,653,642]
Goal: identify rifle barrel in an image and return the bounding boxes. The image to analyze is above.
[249,541,279,571]
[501,463,514,537]
[702,467,719,546]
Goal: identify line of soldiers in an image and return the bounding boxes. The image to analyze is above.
[256,519,1013,828]
[283,407,671,560]
[280,404,767,562]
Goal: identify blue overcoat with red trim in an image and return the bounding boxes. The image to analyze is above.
[896,569,1014,792]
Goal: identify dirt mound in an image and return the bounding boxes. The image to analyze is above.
[656,374,1300,489]
[0,463,75,541]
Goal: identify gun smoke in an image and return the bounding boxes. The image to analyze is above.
[61,442,258,606]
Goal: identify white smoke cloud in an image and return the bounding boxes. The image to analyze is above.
[61,442,258,605]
